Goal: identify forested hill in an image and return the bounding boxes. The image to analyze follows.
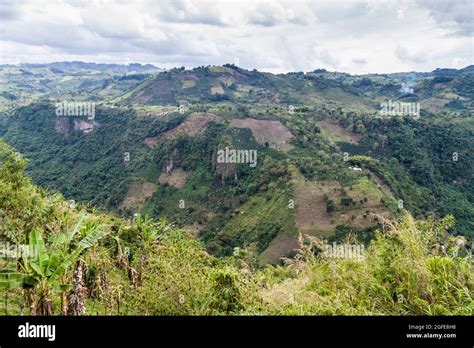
[0,63,473,264]
[0,140,472,315]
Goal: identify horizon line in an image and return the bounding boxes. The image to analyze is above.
[1,60,473,77]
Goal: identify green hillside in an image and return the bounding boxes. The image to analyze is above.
[0,63,473,266]
[1,140,472,315]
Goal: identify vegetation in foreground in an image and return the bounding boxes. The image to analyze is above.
[1,141,472,315]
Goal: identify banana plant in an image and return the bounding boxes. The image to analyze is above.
[0,213,108,315]
[137,215,171,252]
[0,271,33,289]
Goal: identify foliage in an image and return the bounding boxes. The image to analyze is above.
[0,141,472,316]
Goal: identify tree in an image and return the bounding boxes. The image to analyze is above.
[0,215,107,315]
[326,200,336,213]
[340,197,353,207]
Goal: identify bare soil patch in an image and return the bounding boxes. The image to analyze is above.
[159,112,221,143]
[259,231,299,264]
[158,168,190,189]
[370,171,392,195]
[218,76,234,86]
[182,222,206,236]
[230,118,294,150]
[294,180,340,238]
[181,74,199,81]
[236,84,252,92]
[210,85,225,95]
[420,97,449,112]
[119,181,156,210]
[293,175,391,238]
[144,137,158,149]
[135,79,172,103]
[317,119,361,144]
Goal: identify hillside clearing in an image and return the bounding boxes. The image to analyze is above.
[158,168,191,189]
[159,112,222,142]
[119,181,157,211]
[230,118,294,150]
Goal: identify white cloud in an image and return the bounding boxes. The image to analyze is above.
[395,44,426,64]
[417,0,473,36]
[0,0,472,73]
[352,58,367,64]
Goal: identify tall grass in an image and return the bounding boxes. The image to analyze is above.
[257,215,473,315]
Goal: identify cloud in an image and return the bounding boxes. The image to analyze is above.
[310,0,370,23]
[352,58,367,64]
[0,0,472,73]
[395,44,426,64]
[417,0,473,36]
[248,2,286,27]
[315,48,341,70]
[80,2,149,39]
[0,0,23,20]
[156,0,230,26]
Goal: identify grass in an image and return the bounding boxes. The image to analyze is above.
[258,215,473,315]
[348,176,385,203]
[182,80,196,89]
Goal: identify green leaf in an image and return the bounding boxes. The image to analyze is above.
[50,233,67,250]
[45,248,62,276]
[67,213,85,243]
[50,248,82,281]
[53,283,73,293]
[0,272,35,289]
[77,227,106,249]
[50,227,108,281]
[28,229,49,276]
[29,228,46,252]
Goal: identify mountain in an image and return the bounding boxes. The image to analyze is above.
[114,64,375,111]
[0,63,473,264]
[0,62,163,112]
[307,65,474,112]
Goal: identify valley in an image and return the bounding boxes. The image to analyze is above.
[1,63,472,264]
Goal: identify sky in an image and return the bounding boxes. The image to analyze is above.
[0,0,473,74]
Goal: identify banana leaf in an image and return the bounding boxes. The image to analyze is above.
[28,229,49,276]
[0,272,36,289]
[45,248,62,277]
[67,213,85,243]
[53,283,74,293]
[50,227,107,281]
